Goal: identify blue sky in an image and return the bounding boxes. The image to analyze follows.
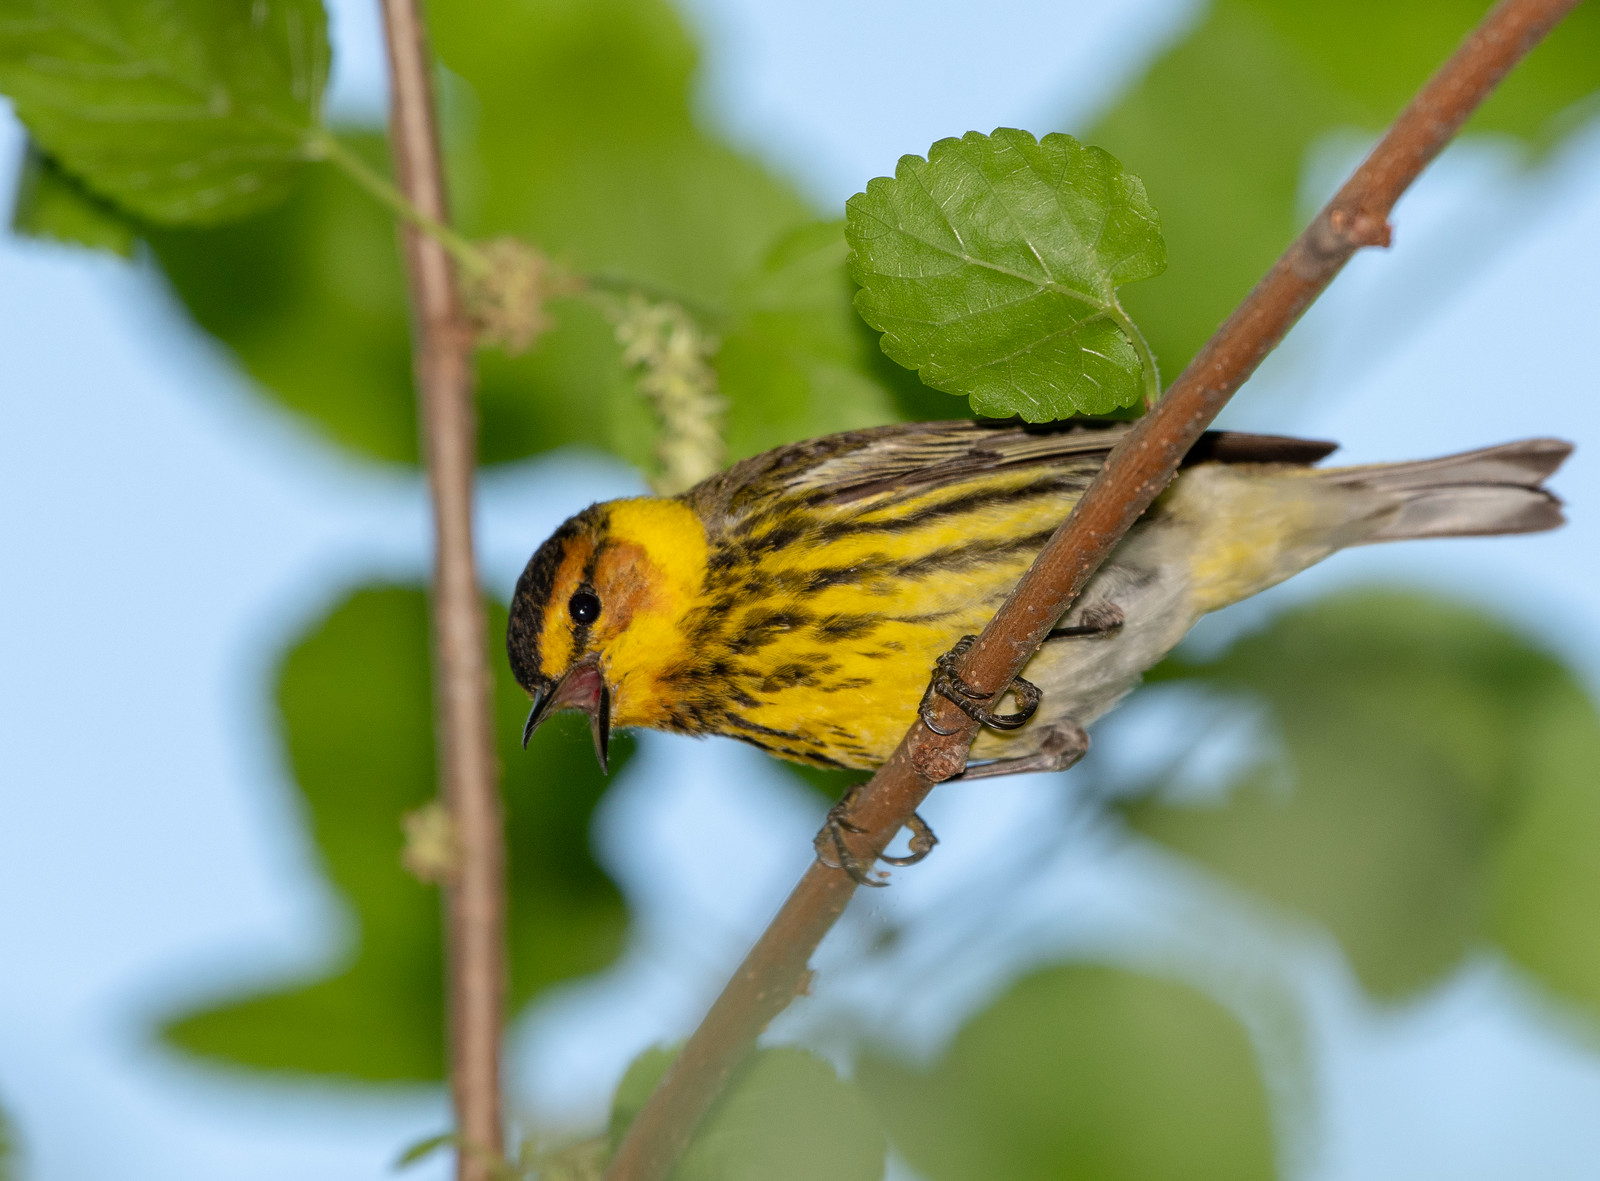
[2,1,1599,1178]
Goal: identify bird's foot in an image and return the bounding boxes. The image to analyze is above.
[813,788,939,886]
[955,721,1090,781]
[1045,601,1125,641]
[918,635,1041,735]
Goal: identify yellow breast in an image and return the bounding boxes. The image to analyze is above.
[618,469,1085,769]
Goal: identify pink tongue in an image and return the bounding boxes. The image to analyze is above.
[551,661,603,714]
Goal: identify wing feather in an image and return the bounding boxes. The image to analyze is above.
[683,419,1337,535]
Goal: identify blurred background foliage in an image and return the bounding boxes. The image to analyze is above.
[0,1104,14,1181]
[610,1046,886,1181]
[858,964,1276,1181]
[164,589,634,1080]
[3,0,1598,1174]
[1133,590,1600,1008]
[1088,0,1600,376]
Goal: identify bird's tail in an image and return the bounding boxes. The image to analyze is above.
[1321,438,1573,543]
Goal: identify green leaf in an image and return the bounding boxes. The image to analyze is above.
[858,963,1275,1181]
[610,1045,885,1181]
[429,0,806,306]
[146,139,419,463]
[1489,680,1600,1015]
[10,141,137,255]
[1232,0,1600,144]
[846,128,1164,421]
[1087,0,1600,377]
[434,0,812,470]
[0,0,329,225]
[0,1097,16,1181]
[1132,589,1600,1003]
[719,221,944,464]
[395,1132,456,1169]
[144,0,812,468]
[148,138,632,468]
[162,586,631,1080]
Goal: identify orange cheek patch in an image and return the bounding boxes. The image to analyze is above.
[592,541,661,637]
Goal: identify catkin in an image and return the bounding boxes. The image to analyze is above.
[612,294,725,495]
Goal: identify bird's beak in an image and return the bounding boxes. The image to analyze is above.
[521,655,612,773]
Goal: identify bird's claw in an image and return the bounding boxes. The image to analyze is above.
[878,812,938,867]
[813,798,939,886]
[814,800,885,886]
[918,635,1041,735]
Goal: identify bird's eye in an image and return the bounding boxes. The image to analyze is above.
[568,589,602,625]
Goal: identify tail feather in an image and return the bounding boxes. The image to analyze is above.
[1323,438,1573,542]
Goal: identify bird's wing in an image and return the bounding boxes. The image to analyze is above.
[685,419,1337,533]
[685,420,1123,530]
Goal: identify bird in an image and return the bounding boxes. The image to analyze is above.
[507,418,1570,830]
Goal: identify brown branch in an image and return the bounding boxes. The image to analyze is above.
[378,2,505,1179]
[602,0,1583,1177]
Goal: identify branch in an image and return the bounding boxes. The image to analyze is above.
[602,0,1583,1177]
[377,2,506,1179]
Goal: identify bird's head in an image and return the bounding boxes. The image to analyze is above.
[506,497,708,771]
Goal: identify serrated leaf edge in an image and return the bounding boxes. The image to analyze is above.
[845,128,1163,414]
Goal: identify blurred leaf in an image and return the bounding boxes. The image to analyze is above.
[0,0,328,225]
[11,142,137,256]
[493,600,635,1011]
[777,755,861,804]
[846,128,1164,421]
[395,1131,456,1168]
[719,221,941,464]
[163,586,632,1080]
[1088,0,1600,376]
[0,1098,16,1181]
[610,1045,885,1181]
[429,0,805,305]
[143,0,812,468]
[1234,0,1600,142]
[147,139,419,463]
[858,963,1275,1181]
[434,0,812,469]
[1489,681,1600,1014]
[1133,589,1600,1002]
[508,1135,608,1181]
[148,139,630,467]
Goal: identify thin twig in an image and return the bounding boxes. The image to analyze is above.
[601,0,1583,1177]
[309,128,491,276]
[378,2,506,1179]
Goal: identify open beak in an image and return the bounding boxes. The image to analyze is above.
[521,655,612,773]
